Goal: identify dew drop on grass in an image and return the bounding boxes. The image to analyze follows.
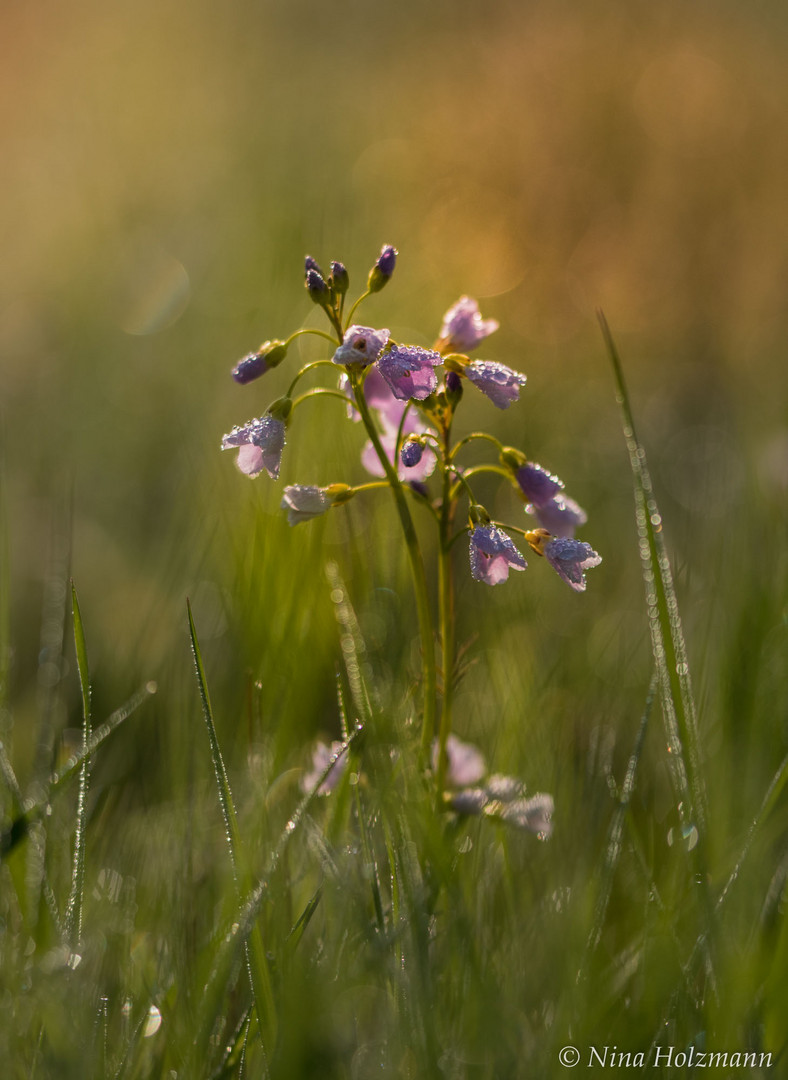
[666,823,699,851]
[143,1004,162,1038]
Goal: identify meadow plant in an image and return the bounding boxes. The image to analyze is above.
[221,245,601,806]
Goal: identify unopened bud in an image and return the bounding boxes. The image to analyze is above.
[367,244,397,293]
[445,370,463,404]
[231,341,288,383]
[306,268,330,304]
[400,439,424,468]
[330,261,349,296]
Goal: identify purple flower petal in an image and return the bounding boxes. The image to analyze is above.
[544,537,602,592]
[377,345,441,401]
[432,734,487,788]
[469,525,527,585]
[532,494,587,538]
[516,463,564,507]
[221,415,285,479]
[340,367,408,431]
[498,793,554,836]
[281,485,331,525]
[361,431,437,482]
[465,360,526,409]
[332,325,390,367]
[300,740,347,795]
[439,296,499,352]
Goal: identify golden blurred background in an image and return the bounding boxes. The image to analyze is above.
[2,0,787,738]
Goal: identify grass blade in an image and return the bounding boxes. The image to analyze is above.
[599,311,707,837]
[1,682,156,859]
[188,725,362,1074]
[187,599,277,1058]
[64,581,92,949]
[584,671,657,964]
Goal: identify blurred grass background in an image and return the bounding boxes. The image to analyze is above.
[2,0,788,1074]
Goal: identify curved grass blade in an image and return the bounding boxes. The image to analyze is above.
[325,562,373,728]
[599,311,707,836]
[188,726,362,1074]
[187,599,277,1057]
[583,671,657,966]
[64,581,92,949]
[1,682,156,858]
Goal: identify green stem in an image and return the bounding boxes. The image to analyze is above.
[286,359,341,398]
[284,327,339,348]
[449,430,505,461]
[461,463,514,483]
[350,372,437,755]
[344,289,372,329]
[291,387,354,411]
[435,441,456,801]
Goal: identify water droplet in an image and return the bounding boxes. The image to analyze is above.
[667,823,699,851]
[146,681,158,695]
[143,1004,162,1038]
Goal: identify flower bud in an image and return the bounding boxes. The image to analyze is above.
[231,352,267,385]
[367,244,397,293]
[304,255,323,276]
[400,438,424,468]
[330,261,349,296]
[445,370,463,405]
[231,341,288,384]
[306,267,330,304]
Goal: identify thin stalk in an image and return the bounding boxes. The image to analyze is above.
[284,327,338,348]
[449,430,505,461]
[290,387,354,411]
[350,372,437,755]
[344,289,372,329]
[435,437,457,799]
[285,358,342,398]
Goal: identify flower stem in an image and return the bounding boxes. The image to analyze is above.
[350,372,437,754]
[344,289,372,330]
[435,438,457,801]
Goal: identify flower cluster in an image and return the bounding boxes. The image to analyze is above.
[304,731,553,838]
[221,244,601,595]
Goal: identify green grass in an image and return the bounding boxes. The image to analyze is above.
[2,318,787,1075]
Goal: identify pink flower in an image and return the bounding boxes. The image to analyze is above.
[439,296,499,352]
[544,537,602,592]
[469,525,527,585]
[221,415,285,479]
[377,345,441,401]
[300,740,347,794]
[465,360,526,410]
